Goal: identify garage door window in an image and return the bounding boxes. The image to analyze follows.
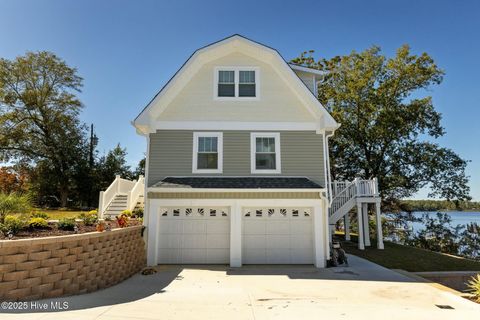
[193,132,223,173]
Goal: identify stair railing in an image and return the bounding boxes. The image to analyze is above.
[329,180,357,217]
[98,175,138,217]
[127,175,145,211]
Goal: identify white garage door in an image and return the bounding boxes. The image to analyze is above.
[242,207,314,264]
[157,207,230,264]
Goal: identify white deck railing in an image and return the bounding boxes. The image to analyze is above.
[98,175,144,216]
[329,178,379,217]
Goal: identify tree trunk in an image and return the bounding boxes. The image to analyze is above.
[59,189,68,208]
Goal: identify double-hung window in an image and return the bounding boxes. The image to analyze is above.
[250,133,281,174]
[193,132,223,173]
[218,71,235,97]
[215,67,259,99]
[239,70,255,97]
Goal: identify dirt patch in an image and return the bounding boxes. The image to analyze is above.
[0,219,142,240]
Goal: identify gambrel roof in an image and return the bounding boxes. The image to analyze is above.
[133,34,339,134]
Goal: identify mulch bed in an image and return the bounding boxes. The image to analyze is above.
[1,219,142,240]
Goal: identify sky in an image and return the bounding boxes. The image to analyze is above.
[0,0,479,200]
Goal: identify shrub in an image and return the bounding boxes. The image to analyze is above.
[78,210,98,226]
[28,217,49,229]
[133,208,144,218]
[121,210,133,217]
[0,215,26,235]
[0,193,31,224]
[30,212,50,220]
[467,274,480,303]
[58,217,76,231]
[116,214,129,228]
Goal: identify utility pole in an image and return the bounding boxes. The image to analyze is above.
[89,124,98,168]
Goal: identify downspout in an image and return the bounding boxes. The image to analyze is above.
[325,131,335,206]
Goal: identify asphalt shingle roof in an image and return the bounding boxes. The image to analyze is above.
[151,177,323,189]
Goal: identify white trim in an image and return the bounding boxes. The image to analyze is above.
[152,121,319,131]
[192,132,223,174]
[289,63,326,76]
[147,187,325,193]
[250,132,281,174]
[213,66,260,101]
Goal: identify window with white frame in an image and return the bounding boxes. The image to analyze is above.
[218,71,235,97]
[193,132,223,173]
[250,133,281,174]
[215,67,258,99]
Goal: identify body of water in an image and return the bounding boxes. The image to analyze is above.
[409,211,480,233]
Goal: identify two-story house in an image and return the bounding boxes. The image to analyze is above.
[110,35,383,268]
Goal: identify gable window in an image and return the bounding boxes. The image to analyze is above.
[239,71,255,97]
[218,71,235,97]
[214,67,259,100]
[193,132,223,173]
[250,132,281,174]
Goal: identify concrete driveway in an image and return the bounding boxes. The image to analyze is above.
[1,255,479,320]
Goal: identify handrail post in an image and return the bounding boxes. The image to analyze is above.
[373,177,379,196]
[354,177,360,196]
[98,191,105,217]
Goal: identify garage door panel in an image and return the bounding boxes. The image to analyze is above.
[158,234,182,249]
[207,220,229,233]
[183,234,206,248]
[242,207,314,265]
[290,221,312,234]
[158,249,181,264]
[182,249,206,264]
[157,207,230,264]
[159,221,182,234]
[243,248,266,264]
[243,220,266,235]
[183,220,207,234]
[206,249,229,263]
[243,234,266,248]
[266,221,290,234]
[266,249,291,264]
[266,235,290,248]
[291,248,314,263]
[290,235,313,249]
[206,234,230,248]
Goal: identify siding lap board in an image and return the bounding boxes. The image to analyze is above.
[148,130,324,187]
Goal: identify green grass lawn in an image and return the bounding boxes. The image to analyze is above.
[339,235,480,272]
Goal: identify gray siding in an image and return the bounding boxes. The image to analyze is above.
[148,130,325,187]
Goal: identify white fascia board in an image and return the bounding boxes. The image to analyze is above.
[289,64,326,76]
[152,121,319,131]
[147,187,326,193]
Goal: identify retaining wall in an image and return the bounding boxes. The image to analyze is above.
[0,225,145,301]
[415,271,479,292]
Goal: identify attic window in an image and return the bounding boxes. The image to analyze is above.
[215,67,259,100]
[218,71,235,97]
[239,71,255,97]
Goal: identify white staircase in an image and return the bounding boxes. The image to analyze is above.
[328,178,379,224]
[98,175,145,218]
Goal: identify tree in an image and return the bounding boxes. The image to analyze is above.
[409,212,462,255]
[0,51,87,207]
[96,144,132,190]
[133,157,146,178]
[0,166,29,194]
[292,46,470,207]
